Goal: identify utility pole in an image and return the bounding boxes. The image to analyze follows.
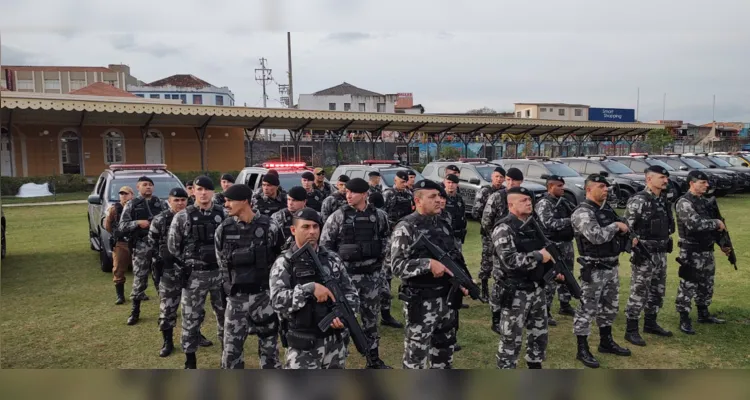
[712,94,716,122]
[255,58,272,138]
[636,87,640,121]
[662,93,666,120]
[287,32,294,108]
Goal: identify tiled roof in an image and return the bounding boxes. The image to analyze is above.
[147,74,213,88]
[313,82,383,97]
[69,82,137,97]
[2,65,113,72]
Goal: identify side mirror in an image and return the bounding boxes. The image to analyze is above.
[469,178,480,185]
[742,162,748,167]
[709,165,716,168]
[679,166,688,171]
[87,194,102,205]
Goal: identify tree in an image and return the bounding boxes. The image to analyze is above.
[440,146,462,160]
[645,129,674,154]
[466,107,498,115]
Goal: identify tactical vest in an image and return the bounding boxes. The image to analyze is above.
[575,200,621,258]
[285,248,336,337]
[130,197,163,240]
[213,192,226,207]
[386,189,413,222]
[315,182,333,197]
[157,210,176,269]
[497,215,547,283]
[184,204,224,268]
[222,215,272,292]
[541,194,575,242]
[444,193,467,235]
[111,202,128,242]
[277,209,293,240]
[306,190,323,212]
[255,193,286,216]
[338,205,383,264]
[329,192,347,212]
[401,213,456,289]
[676,194,715,250]
[631,191,671,241]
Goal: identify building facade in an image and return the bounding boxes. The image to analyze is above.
[127,74,235,106]
[1,64,141,94]
[298,82,398,113]
[513,103,590,121]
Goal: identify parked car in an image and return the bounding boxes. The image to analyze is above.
[1,208,6,259]
[710,152,750,168]
[651,154,736,197]
[682,153,750,192]
[555,155,646,207]
[421,158,547,215]
[500,157,586,205]
[330,160,424,191]
[236,161,325,191]
[609,153,687,199]
[87,164,185,272]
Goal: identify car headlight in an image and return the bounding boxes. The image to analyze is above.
[575,183,584,189]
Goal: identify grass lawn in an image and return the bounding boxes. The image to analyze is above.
[1,198,749,369]
[1,191,90,205]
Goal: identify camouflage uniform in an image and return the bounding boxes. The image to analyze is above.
[492,214,548,369]
[215,214,282,369]
[534,194,576,309]
[369,185,382,196]
[305,189,326,212]
[444,191,467,252]
[251,191,287,218]
[120,196,167,300]
[314,181,334,198]
[269,244,359,369]
[270,208,295,251]
[391,212,464,369]
[147,209,180,332]
[168,203,228,355]
[213,192,226,208]
[321,204,391,365]
[381,187,414,313]
[320,192,347,224]
[479,188,508,281]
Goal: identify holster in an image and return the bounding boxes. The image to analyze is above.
[286,330,317,350]
[498,281,516,309]
[676,257,698,282]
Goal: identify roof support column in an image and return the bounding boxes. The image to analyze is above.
[244,117,268,167]
[460,125,487,158]
[363,122,391,159]
[288,119,313,162]
[402,123,428,164]
[332,121,354,166]
[194,115,214,172]
[140,112,156,163]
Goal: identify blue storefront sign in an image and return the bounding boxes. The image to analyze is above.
[588,107,636,123]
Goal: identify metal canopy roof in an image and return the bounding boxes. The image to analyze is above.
[1,92,662,139]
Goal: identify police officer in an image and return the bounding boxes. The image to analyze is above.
[147,187,189,357]
[443,174,467,251]
[269,208,360,369]
[571,173,632,368]
[120,176,167,325]
[406,170,417,192]
[320,175,349,224]
[213,173,235,207]
[313,167,334,198]
[475,166,506,299]
[444,164,460,179]
[368,171,383,195]
[252,173,287,217]
[369,192,385,209]
[216,184,283,369]
[535,174,576,326]
[390,179,469,369]
[168,175,227,369]
[623,165,675,346]
[380,170,414,329]
[320,177,392,369]
[271,186,308,251]
[253,169,287,199]
[301,171,325,212]
[674,170,727,335]
[492,186,555,369]
[105,185,133,305]
[185,180,196,206]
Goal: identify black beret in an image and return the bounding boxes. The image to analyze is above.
[288,186,307,201]
[506,168,524,181]
[369,192,385,208]
[301,171,315,181]
[645,165,670,177]
[494,166,506,176]
[413,179,442,192]
[169,187,189,198]
[221,173,235,183]
[293,207,321,226]
[193,175,215,191]
[506,186,533,198]
[438,187,448,198]
[407,170,417,176]
[346,178,370,193]
[368,171,381,177]
[184,180,194,187]
[543,174,565,184]
[266,169,279,176]
[338,175,350,183]
[445,174,459,184]
[687,170,709,182]
[395,170,409,181]
[137,176,154,185]
[446,165,460,173]
[585,173,611,187]
[262,174,280,186]
[223,184,253,201]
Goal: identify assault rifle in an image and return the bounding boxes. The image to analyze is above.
[706,197,738,270]
[412,233,488,306]
[290,243,373,359]
[524,217,582,299]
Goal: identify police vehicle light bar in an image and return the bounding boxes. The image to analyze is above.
[458,158,487,163]
[629,153,649,157]
[362,159,400,165]
[110,164,167,171]
[525,156,550,160]
[263,162,307,169]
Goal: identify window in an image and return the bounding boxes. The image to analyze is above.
[344,169,366,179]
[104,80,117,87]
[344,103,351,111]
[359,103,366,112]
[329,103,336,111]
[540,107,546,112]
[44,79,61,90]
[135,94,144,98]
[422,166,435,176]
[527,164,546,178]
[103,131,125,164]
[574,108,583,117]
[193,95,203,105]
[505,163,528,175]
[584,162,603,175]
[525,110,531,117]
[69,79,87,91]
[280,145,296,160]
[566,160,586,173]
[558,109,565,116]
[459,168,479,182]
[215,95,224,106]
[180,94,187,104]
[377,103,385,112]
[629,160,648,171]
[516,111,522,117]
[16,79,34,90]
[150,94,160,99]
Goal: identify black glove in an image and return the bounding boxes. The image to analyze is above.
[481,279,489,300]
[222,281,232,297]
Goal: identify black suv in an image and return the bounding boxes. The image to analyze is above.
[682,153,750,192]
[87,164,185,272]
[651,154,736,197]
[500,157,586,205]
[609,154,687,199]
[556,155,646,207]
[236,161,331,192]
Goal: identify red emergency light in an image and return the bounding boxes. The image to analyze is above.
[361,159,400,165]
[110,164,167,171]
[263,162,307,169]
[629,153,649,157]
[458,158,487,163]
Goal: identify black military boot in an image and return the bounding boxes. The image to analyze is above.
[624,318,646,346]
[644,313,673,337]
[697,306,726,324]
[679,312,696,335]
[115,283,126,305]
[559,301,575,316]
[454,343,462,352]
[184,352,197,369]
[159,328,174,357]
[575,335,600,368]
[126,299,140,325]
[365,347,393,369]
[527,362,542,369]
[199,332,213,347]
[547,307,558,327]
[491,311,502,335]
[381,309,403,329]
[598,326,631,356]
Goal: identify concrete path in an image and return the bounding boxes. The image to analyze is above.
[2,200,88,207]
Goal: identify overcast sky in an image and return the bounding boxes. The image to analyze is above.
[1,0,748,124]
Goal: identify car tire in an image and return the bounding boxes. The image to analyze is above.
[100,246,113,273]
[617,187,634,209]
[89,215,98,251]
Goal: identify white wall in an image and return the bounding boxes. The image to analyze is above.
[128,84,235,106]
[515,104,589,121]
[298,94,397,113]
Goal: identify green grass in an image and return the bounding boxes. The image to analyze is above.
[1,198,749,369]
[1,191,90,205]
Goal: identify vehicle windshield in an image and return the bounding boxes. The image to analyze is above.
[475,166,497,181]
[545,163,580,177]
[275,172,316,190]
[707,156,732,167]
[722,156,747,167]
[679,157,707,169]
[380,168,424,186]
[646,159,675,171]
[602,160,634,174]
[109,177,183,202]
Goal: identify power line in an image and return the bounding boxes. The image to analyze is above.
[254,57,272,108]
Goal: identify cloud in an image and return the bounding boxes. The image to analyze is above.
[108,33,182,58]
[0,45,43,65]
[324,32,373,43]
